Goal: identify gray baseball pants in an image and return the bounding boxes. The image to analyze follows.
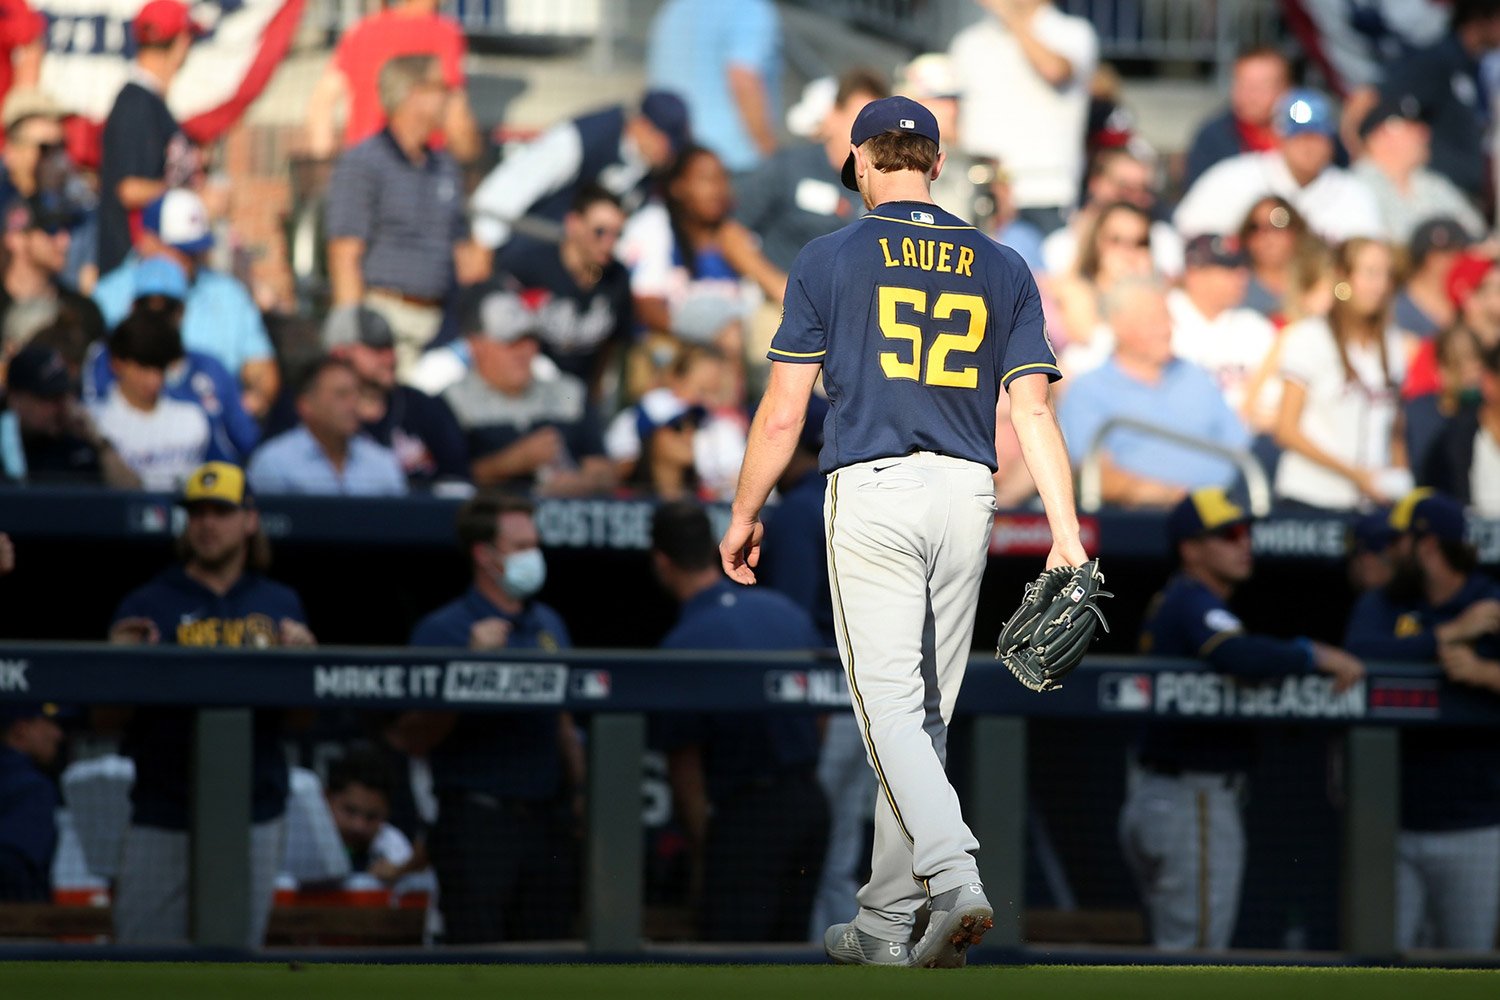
[1396,824,1500,951]
[823,452,996,943]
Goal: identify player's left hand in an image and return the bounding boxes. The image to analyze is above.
[719,516,764,585]
[1045,538,1089,570]
[279,618,317,647]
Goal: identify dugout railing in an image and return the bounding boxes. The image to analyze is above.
[2,644,1495,957]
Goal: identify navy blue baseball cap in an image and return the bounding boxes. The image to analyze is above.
[0,701,65,728]
[640,90,690,154]
[1167,487,1253,543]
[841,95,941,191]
[1348,510,1397,555]
[1389,489,1467,544]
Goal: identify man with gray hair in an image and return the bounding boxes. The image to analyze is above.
[1057,277,1250,507]
[326,54,481,380]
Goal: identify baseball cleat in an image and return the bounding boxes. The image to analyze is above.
[909,882,993,968]
[823,922,911,965]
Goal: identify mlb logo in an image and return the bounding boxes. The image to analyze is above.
[570,670,612,700]
[1099,673,1152,712]
[765,671,808,703]
[899,118,915,129]
[912,211,935,224]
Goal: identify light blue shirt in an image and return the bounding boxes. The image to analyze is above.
[1058,357,1250,489]
[247,426,408,497]
[93,257,274,377]
[647,0,781,173]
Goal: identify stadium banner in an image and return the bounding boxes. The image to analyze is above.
[34,0,305,142]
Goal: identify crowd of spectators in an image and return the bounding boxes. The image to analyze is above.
[3,0,1500,955]
[0,0,1495,518]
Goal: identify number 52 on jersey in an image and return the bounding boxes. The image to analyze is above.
[877,286,988,389]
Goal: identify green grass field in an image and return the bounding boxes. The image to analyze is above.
[3,963,1498,1000]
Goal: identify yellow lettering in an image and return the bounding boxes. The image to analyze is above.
[901,237,918,268]
[224,619,245,647]
[918,239,935,271]
[937,242,953,272]
[956,246,975,277]
[879,237,899,268]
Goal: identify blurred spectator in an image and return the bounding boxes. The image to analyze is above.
[88,309,210,490]
[441,287,612,495]
[1122,489,1362,949]
[985,159,1046,273]
[1397,218,1471,337]
[619,144,786,336]
[1058,278,1250,506]
[84,259,260,465]
[1422,342,1500,513]
[406,493,583,943]
[325,55,471,380]
[647,0,780,175]
[325,748,416,885]
[1169,235,1279,434]
[1049,201,1154,371]
[896,54,985,224]
[0,342,139,486]
[605,345,745,499]
[754,396,870,939]
[1183,46,1292,189]
[1,197,104,355]
[248,357,407,497]
[1234,196,1315,322]
[950,0,1099,234]
[650,500,827,941]
[94,189,279,419]
[737,70,887,272]
[1343,0,1500,203]
[1350,93,1486,243]
[2,88,99,295]
[1275,239,1408,510]
[1083,62,1140,173]
[1344,490,1500,951]
[1042,149,1184,280]
[1175,89,1382,244]
[264,305,468,488]
[98,0,202,274]
[1404,251,1500,399]
[1346,510,1398,594]
[0,0,43,122]
[1407,323,1487,476]
[490,185,633,394]
[469,91,688,256]
[0,702,61,902]
[108,461,315,946]
[305,0,479,163]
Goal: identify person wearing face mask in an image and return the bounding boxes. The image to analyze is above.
[403,493,583,944]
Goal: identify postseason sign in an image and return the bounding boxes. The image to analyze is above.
[35,0,305,142]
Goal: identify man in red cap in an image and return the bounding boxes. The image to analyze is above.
[1404,252,1500,399]
[97,0,203,275]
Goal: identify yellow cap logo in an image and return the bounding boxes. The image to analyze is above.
[181,462,247,506]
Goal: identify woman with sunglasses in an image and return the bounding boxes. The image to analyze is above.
[1051,200,1153,373]
[1235,195,1318,324]
[1274,238,1410,509]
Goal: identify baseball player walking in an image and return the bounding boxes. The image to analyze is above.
[720,96,1086,967]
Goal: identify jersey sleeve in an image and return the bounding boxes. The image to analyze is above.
[1176,588,1245,656]
[766,256,826,363]
[1000,261,1060,388]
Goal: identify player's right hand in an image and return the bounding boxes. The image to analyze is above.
[109,617,161,645]
[469,617,513,650]
[719,517,764,585]
[1311,642,1365,693]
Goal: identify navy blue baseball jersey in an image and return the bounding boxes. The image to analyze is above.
[111,567,307,829]
[768,200,1058,473]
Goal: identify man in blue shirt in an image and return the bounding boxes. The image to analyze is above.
[1344,488,1500,950]
[1123,488,1363,950]
[407,493,582,943]
[107,461,316,945]
[652,500,827,941]
[0,702,62,902]
[247,357,407,496]
[1058,278,1250,507]
[83,259,261,465]
[648,0,780,175]
[93,189,279,420]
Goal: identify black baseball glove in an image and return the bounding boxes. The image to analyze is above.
[996,558,1113,693]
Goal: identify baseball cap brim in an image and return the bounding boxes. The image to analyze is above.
[840,152,858,192]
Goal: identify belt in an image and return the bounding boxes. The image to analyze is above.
[369,287,444,309]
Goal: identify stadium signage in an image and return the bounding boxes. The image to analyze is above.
[536,500,655,550]
[1250,519,1349,558]
[442,662,568,704]
[1099,671,1366,719]
[0,660,29,692]
[311,662,569,704]
[764,670,850,707]
[989,515,1099,556]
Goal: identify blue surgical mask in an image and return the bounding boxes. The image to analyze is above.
[497,547,547,600]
